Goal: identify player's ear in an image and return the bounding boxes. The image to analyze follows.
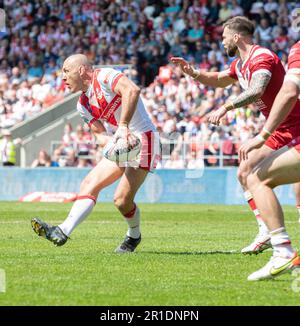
[233,33,240,43]
[78,65,88,77]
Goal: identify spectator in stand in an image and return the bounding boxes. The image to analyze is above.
[2,0,299,168]
[73,125,92,156]
[0,129,21,166]
[31,149,54,168]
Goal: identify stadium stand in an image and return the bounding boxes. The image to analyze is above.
[0,0,298,167]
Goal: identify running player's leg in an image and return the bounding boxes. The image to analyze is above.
[247,146,300,280]
[32,158,124,245]
[238,145,274,254]
[113,167,149,253]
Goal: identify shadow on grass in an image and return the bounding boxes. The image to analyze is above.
[141,250,240,255]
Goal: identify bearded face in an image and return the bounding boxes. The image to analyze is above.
[226,43,238,57]
[222,27,238,57]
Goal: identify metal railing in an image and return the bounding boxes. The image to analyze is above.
[49,137,240,168]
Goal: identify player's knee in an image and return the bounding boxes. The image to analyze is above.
[237,166,249,187]
[80,177,91,192]
[79,176,101,194]
[114,194,131,211]
[247,173,260,192]
[247,171,275,191]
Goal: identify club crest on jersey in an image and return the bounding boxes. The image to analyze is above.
[104,71,113,84]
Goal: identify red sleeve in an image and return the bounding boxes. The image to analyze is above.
[227,58,239,80]
[249,54,274,76]
[288,43,300,73]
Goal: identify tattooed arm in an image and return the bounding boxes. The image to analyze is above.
[208,72,271,125]
[231,72,271,108]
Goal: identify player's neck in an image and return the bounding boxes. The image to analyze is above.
[238,43,255,62]
[82,79,92,93]
[82,71,93,92]
[82,82,90,93]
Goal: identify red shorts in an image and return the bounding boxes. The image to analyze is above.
[265,125,300,150]
[288,136,300,153]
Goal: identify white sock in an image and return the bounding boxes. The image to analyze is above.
[270,227,295,258]
[123,203,141,239]
[256,217,269,236]
[244,190,269,236]
[59,196,95,236]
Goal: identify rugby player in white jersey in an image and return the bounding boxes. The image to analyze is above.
[31,54,160,253]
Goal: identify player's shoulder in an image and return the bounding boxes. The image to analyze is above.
[251,45,277,61]
[249,45,279,70]
[95,67,120,84]
[290,41,300,52]
[289,42,300,59]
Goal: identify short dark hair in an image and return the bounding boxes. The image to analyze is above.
[223,16,255,36]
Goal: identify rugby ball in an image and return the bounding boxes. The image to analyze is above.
[102,134,141,163]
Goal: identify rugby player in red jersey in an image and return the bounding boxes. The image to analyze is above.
[171,17,300,254]
[238,42,300,280]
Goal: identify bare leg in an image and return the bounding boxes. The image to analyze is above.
[114,167,148,215]
[113,167,149,252]
[248,146,300,231]
[32,158,125,246]
[246,146,300,281]
[238,145,274,254]
[59,158,124,236]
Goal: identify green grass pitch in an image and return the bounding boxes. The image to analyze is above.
[0,202,300,306]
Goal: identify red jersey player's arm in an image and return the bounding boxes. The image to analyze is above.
[113,75,140,126]
[262,44,300,134]
[263,74,300,135]
[170,57,236,87]
[230,72,271,109]
[191,69,236,88]
[90,120,111,147]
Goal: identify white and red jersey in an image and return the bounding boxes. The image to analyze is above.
[77,68,155,133]
[227,44,300,129]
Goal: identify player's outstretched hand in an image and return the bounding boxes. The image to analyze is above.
[170,57,195,77]
[208,106,227,126]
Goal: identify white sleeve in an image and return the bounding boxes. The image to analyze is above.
[97,68,124,93]
[284,74,300,89]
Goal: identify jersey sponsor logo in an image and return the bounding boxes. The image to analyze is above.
[254,98,267,111]
[101,95,121,120]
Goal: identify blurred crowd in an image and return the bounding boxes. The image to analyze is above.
[0,0,299,167]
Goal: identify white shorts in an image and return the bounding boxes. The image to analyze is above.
[122,130,161,172]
